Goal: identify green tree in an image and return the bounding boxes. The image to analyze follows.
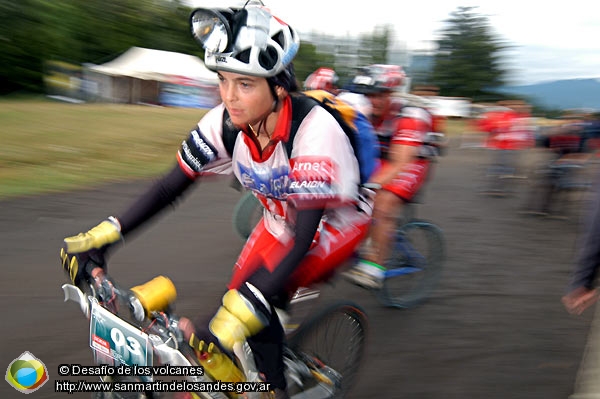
[431,6,509,100]
[47,0,194,64]
[0,0,196,94]
[293,41,335,88]
[361,24,391,65]
[0,0,48,93]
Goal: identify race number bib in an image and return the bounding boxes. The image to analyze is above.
[89,299,152,367]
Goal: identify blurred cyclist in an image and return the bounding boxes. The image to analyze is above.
[343,64,442,289]
[522,111,597,217]
[59,4,371,397]
[477,100,536,194]
[304,67,375,119]
[304,67,339,94]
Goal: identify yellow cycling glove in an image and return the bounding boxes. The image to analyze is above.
[209,289,269,351]
[60,217,122,285]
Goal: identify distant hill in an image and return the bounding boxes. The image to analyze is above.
[499,78,600,111]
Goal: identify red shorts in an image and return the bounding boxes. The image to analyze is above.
[382,159,430,201]
[228,210,370,296]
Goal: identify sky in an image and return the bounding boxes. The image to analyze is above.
[188,0,600,85]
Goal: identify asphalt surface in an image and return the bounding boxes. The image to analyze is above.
[1,137,599,399]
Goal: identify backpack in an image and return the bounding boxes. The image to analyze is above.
[289,91,380,184]
[222,90,380,184]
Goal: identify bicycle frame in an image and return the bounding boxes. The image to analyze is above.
[63,273,234,399]
[62,268,343,399]
[348,195,445,308]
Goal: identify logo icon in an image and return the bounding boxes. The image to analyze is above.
[6,351,49,394]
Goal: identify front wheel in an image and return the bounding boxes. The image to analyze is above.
[286,302,368,398]
[232,192,262,240]
[377,219,445,308]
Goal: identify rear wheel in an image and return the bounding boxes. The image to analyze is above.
[378,219,445,308]
[286,302,368,398]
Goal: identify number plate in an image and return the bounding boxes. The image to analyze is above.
[89,298,152,367]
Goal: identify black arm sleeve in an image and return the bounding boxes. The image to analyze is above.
[117,164,195,236]
[242,207,324,302]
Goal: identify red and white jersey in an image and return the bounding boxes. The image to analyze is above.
[177,98,360,238]
[390,106,432,148]
[479,109,535,150]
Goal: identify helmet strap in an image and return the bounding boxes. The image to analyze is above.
[248,91,279,139]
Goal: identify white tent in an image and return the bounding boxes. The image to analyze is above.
[89,46,218,84]
[84,47,219,106]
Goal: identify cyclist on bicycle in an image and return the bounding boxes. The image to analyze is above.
[59,4,370,397]
[477,100,536,194]
[480,100,535,154]
[523,111,595,216]
[344,64,442,289]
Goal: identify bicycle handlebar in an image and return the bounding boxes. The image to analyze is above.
[84,265,146,322]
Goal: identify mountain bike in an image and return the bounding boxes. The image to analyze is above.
[61,265,368,399]
[372,199,445,308]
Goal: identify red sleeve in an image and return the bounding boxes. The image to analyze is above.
[390,117,429,147]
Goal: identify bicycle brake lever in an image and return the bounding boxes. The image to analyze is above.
[62,283,90,318]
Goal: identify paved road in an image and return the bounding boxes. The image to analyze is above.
[1,139,597,398]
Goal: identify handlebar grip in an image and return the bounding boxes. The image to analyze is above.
[87,265,105,279]
[130,276,177,316]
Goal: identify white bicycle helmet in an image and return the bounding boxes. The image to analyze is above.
[191,4,299,78]
[350,64,405,94]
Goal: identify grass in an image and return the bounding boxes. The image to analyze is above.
[0,98,470,200]
[0,99,207,199]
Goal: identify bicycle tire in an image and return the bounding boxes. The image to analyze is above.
[378,219,445,309]
[232,192,262,240]
[286,301,368,398]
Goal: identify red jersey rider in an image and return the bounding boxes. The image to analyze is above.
[344,64,438,289]
[479,100,535,152]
